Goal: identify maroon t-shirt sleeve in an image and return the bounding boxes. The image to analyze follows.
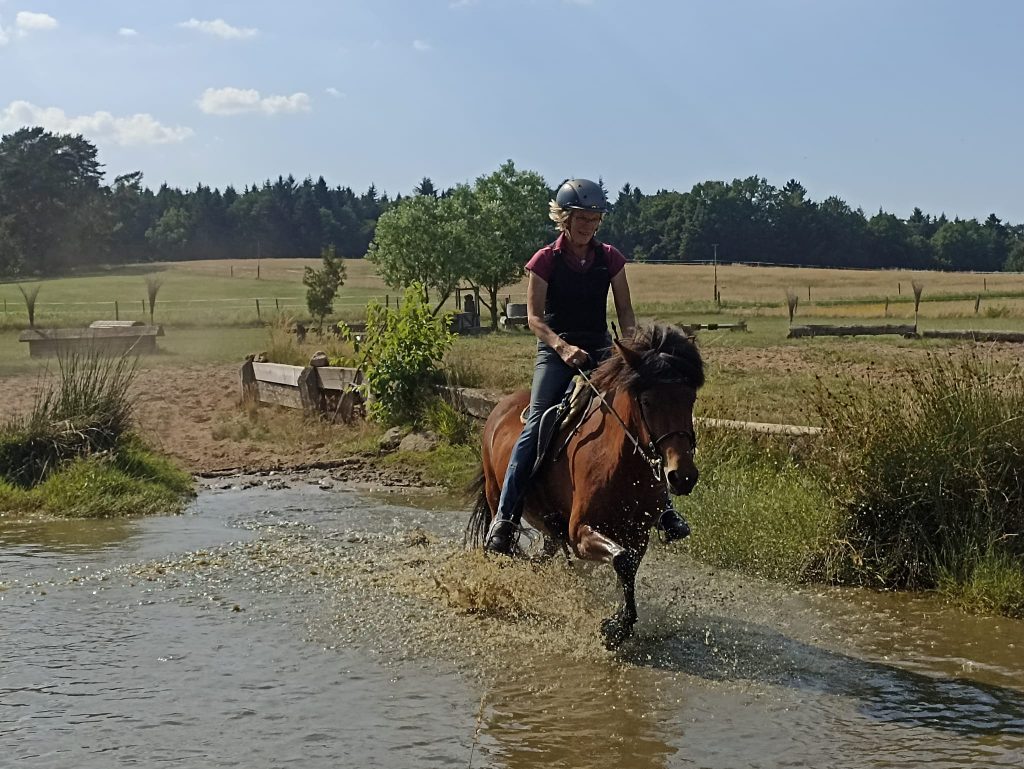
[605,244,627,278]
[525,245,556,282]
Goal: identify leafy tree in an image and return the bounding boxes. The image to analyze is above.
[1004,239,1024,272]
[145,206,191,256]
[462,160,551,328]
[0,127,104,274]
[303,245,347,330]
[366,193,469,312]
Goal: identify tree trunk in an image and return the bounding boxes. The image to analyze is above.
[487,284,500,329]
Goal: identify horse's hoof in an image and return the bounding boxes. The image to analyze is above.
[601,617,632,650]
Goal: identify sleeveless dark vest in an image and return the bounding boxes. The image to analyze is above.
[544,239,612,354]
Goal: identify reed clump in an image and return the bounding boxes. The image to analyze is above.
[0,350,192,516]
[812,351,1024,614]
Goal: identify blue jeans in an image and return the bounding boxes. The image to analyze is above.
[495,340,605,522]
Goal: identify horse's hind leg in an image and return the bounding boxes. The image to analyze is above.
[602,551,640,650]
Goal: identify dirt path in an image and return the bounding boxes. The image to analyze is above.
[0,364,385,478]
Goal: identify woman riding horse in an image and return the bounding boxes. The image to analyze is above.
[470,323,704,647]
[484,178,692,556]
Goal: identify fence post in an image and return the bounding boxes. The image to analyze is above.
[275,298,280,310]
[230,265,234,278]
[297,365,321,416]
[240,357,258,402]
[141,299,146,313]
[115,300,119,320]
[255,298,261,319]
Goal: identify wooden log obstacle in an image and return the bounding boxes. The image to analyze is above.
[18,320,164,357]
[788,324,918,339]
[239,355,364,423]
[789,324,1024,344]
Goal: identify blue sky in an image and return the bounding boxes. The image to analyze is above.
[2,1,1023,222]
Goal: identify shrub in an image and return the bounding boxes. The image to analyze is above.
[352,284,455,426]
[813,351,1024,590]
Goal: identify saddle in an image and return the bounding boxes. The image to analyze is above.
[520,376,598,475]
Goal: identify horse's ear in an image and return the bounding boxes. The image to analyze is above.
[614,339,644,370]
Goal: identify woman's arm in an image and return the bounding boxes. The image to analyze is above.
[610,269,637,338]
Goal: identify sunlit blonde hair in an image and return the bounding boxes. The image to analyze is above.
[548,200,602,233]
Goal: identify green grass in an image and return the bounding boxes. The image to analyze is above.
[680,428,841,582]
[381,443,479,491]
[0,447,193,518]
[938,552,1024,618]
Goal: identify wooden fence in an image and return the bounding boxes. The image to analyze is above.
[240,358,364,422]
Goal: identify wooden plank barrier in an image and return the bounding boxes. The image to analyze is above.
[18,322,164,357]
[240,358,364,422]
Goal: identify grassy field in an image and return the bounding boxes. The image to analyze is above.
[5,258,1024,424]
[4,258,1024,330]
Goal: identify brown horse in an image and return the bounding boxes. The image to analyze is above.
[467,324,705,648]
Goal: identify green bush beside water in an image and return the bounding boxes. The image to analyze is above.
[0,352,193,518]
[813,352,1024,611]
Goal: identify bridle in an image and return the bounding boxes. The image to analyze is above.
[575,368,696,482]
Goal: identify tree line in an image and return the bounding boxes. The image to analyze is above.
[2,126,1023,290]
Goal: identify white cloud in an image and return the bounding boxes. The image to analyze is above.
[178,18,257,40]
[412,39,432,52]
[0,100,194,145]
[198,87,311,116]
[118,27,138,37]
[16,11,57,32]
[449,0,478,7]
[0,22,9,47]
[325,87,342,98]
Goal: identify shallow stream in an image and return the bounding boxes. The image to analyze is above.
[2,478,1022,768]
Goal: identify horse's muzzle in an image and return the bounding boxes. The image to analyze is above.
[667,467,698,496]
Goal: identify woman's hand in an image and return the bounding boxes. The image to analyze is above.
[558,343,590,369]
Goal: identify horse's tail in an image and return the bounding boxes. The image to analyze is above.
[464,467,492,549]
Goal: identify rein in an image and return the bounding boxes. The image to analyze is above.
[575,367,671,482]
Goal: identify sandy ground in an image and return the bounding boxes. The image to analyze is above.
[1,364,346,476]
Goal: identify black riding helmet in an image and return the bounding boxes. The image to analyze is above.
[555,178,609,213]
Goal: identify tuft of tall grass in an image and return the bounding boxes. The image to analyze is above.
[1,350,137,487]
[813,351,1024,591]
[681,427,841,582]
[937,552,1024,618]
[424,397,476,446]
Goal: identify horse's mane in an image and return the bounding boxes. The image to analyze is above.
[590,324,704,393]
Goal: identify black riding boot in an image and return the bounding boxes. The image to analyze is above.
[658,506,691,543]
[484,516,520,556]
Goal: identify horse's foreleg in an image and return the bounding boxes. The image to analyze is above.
[573,524,626,564]
[573,524,638,649]
[602,551,640,649]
